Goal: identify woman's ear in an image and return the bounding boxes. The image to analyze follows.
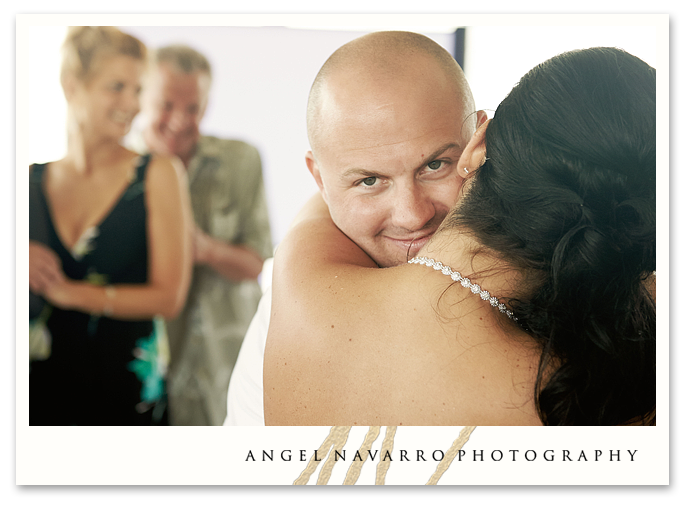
[457,119,489,177]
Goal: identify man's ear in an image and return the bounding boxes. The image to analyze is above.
[61,73,78,102]
[197,73,212,121]
[476,110,488,127]
[305,150,326,197]
[457,119,490,177]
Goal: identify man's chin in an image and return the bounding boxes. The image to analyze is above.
[370,247,422,268]
[166,140,198,161]
[151,142,189,162]
[374,236,432,267]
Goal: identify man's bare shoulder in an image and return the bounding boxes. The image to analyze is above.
[274,194,376,277]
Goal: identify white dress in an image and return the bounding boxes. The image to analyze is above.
[223,258,273,425]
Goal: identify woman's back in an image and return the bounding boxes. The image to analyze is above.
[265,225,543,426]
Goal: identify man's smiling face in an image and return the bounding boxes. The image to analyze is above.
[307,53,473,267]
[141,63,210,165]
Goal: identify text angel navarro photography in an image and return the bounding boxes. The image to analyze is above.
[245,448,640,463]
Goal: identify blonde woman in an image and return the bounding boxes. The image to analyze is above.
[29,27,192,425]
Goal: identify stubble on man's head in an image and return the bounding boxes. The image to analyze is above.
[306,31,478,164]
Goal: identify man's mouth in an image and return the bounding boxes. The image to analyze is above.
[161,128,194,144]
[161,129,182,140]
[385,232,434,255]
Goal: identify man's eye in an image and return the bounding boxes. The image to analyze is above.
[361,176,377,186]
[428,160,443,170]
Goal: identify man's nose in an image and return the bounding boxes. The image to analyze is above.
[389,183,436,232]
[168,109,191,133]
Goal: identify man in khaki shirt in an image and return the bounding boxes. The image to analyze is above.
[136,44,273,425]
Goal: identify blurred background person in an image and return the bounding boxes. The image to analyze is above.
[29,26,193,426]
[130,44,273,426]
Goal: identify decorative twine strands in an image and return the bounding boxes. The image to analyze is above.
[426,426,477,485]
[294,425,476,485]
[293,425,351,485]
[316,426,352,485]
[375,426,397,485]
[343,426,381,485]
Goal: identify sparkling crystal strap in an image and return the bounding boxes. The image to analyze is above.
[408,256,518,321]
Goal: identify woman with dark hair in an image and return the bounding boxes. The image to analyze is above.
[29,27,193,425]
[264,47,656,426]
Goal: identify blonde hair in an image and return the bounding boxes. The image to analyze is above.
[60,26,147,84]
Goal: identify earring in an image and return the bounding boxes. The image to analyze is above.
[463,167,469,175]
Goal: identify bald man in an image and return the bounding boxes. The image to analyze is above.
[225,31,484,425]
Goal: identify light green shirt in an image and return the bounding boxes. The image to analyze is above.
[131,134,273,425]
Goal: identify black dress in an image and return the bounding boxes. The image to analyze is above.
[29,156,168,425]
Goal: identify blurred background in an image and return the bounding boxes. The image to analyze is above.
[25,21,658,248]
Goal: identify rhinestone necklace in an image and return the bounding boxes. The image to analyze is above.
[408,256,518,321]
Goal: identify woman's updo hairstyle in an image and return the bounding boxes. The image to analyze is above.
[60,26,146,85]
[450,47,656,425]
